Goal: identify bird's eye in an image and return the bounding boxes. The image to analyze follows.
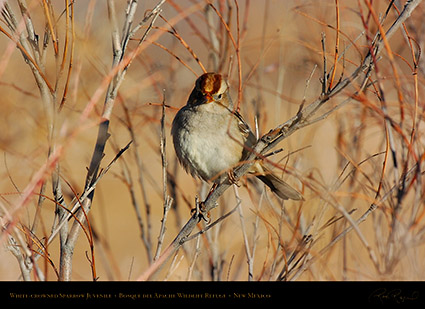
[217,93,223,100]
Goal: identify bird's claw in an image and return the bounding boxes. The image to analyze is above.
[191,201,211,224]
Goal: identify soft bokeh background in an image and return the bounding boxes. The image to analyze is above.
[1,0,424,281]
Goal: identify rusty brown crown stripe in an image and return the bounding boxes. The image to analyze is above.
[199,73,222,94]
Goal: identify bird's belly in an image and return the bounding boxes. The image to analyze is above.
[179,126,243,182]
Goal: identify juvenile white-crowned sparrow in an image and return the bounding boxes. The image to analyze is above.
[171,72,302,200]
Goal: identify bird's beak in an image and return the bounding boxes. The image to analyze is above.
[197,93,213,105]
[204,93,214,103]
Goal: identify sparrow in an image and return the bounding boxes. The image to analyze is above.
[171,72,302,200]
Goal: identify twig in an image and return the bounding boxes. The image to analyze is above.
[154,92,173,260]
[328,0,340,90]
[205,4,220,71]
[234,186,253,281]
[154,196,173,261]
[321,32,327,95]
[183,205,239,243]
[186,235,201,280]
[289,163,419,280]
[120,102,153,262]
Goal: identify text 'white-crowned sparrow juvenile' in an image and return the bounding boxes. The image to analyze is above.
[171,72,303,200]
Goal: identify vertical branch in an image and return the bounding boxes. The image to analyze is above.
[121,102,153,262]
[233,186,253,281]
[206,1,241,108]
[328,0,340,90]
[154,92,173,260]
[41,0,58,55]
[59,0,75,109]
[364,0,405,127]
[321,32,328,95]
[234,0,242,111]
[186,235,201,280]
[160,91,168,217]
[205,4,220,71]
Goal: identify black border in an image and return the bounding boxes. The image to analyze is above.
[2,281,425,305]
